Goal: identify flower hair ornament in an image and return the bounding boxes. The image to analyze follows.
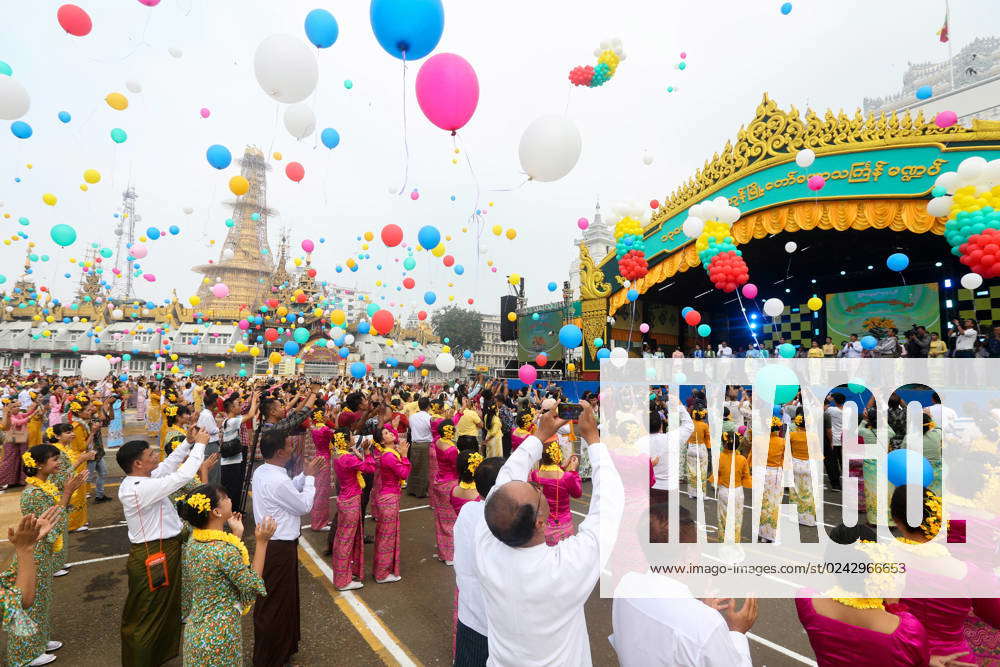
[311,410,326,427]
[333,432,349,451]
[770,416,783,430]
[692,409,708,420]
[186,493,212,514]
[69,401,83,413]
[518,413,534,428]
[21,452,37,468]
[925,420,938,431]
[440,423,455,439]
[544,439,563,466]
[45,426,56,440]
[466,452,484,475]
[794,415,804,427]
[163,405,178,417]
[922,489,943,539]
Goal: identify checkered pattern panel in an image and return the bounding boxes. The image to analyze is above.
[761,302,817,347]
[957,286,1000,325]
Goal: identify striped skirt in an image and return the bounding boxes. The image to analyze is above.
[332,494,364,589]
[544,519,576,546]
[310,458,331,531]
[372,493,401,580]
[686,443,708,496]
[758,467,783,543]
[433,479,458,561]
[717,484,744,543]
[790,458,817,527]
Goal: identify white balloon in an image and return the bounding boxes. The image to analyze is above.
[283,103,316,139]
[168,47,183,58]
[642,151,654,166]
[795,148,816,168]
[221,248,235,261]
[961,273,984,290]
[682,216,705,238]
[112,309,124,319]
[518,115,582,183]
[254,35,318,104]
[0,76,30,120]
[436,352,456,373]
[134,214,143,223]
[80,355,112,381]
[182,206,194,215]
[599,40,611,50]
[688,204,703,220]
[126,80,143,94]
[763,298,785,317]
[722,206,741,224]
[593,48,602,58]
[713,196,729,207]
[958,156,987,181]
[785,241,797,253]
[609,346,629,369]
[926,196,953,217]
[344,334,355,345]
[934,171,960,193]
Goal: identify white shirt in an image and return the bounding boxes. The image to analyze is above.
[718,345,733,358]
[219,415,245,466]
[474,435,624,667]
[409,410,433,442]
[197,408,220,443]
[17,389,32,410]
[119,440,206,544]
[182,387,194,403]
[842,341,862,358]
[251,463,315,540]
[610,572,752,667]
[826,405,843,446]
[453,500,488,636]
[955,328,978,351]
[927,403,957,431]
[651,405,694,491]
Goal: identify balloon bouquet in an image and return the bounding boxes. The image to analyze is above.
[568,38,626,88]
[683,197,749,293]
[613,202,649,282]
[927,156,1000,277]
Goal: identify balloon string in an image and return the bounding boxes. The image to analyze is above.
[266,103,280,157]
[626,300,637,352]
[735,290,760,347]
[488,176,530,192]
[89,10,154,64]
[455,132,482,218]
[396,53,410,196]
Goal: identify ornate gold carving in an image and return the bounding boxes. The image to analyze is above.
[608,199,944,313]
[581,298,607,364]
[578,243,611,300]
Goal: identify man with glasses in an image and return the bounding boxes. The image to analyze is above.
[475,401,623,666]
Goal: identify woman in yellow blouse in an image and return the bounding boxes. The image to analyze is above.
[788,413,816,527]
[685,407,710,496]
[68,402,96,532]
[26,404,43,449]
[758,417,786,543]
[928,332,948,358]
[807,340,825,358]
[146,387,162,436]
[710,432,751,542]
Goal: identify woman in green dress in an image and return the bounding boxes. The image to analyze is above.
[859,408,895,527]
[176,484,276,667]
[7,445,86,667]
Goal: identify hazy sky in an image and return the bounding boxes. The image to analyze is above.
[1,0,997,320]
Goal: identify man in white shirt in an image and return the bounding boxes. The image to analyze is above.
[926,391,957,431]
[195,388,221,487]
[453,456,505,666]
[841,334,863,358]
[251,431,325,667]
[475,402,623,666]
[17,385,33,410]
[117,428,209,666]
[649,399,694,505]
[407,397,433,497]
[181,382,194,404]
[610,504,758,666]
[718,342,733,358]
[824,393,845,491]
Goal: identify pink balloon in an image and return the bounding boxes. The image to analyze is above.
[210,283,230,298]
[301,239,315,253]
[142,273,156,282]
[199,107,210,118]
[577,217,589,230]
[238,319,250,330]
[935,110,958,128]
[741,283,758,299]
[807,174,826,191]
[639,323,649,333]
[410,190,420,200]
[518,363,537,385]
[415,53,480,132]
[130,243,148,259]
[137,0,161,5]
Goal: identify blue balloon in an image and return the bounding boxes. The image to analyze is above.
[146,227,161,240]
[10,121,31,139]
[463,350,472,359]
[417,225,441,250]
[886,449,934,488]
[320,127,340,149]
[357,321,371,334]
[283,341,300,356]
[627,289,638,302]
[423,291,437,305]
[547,282,557,292]
[780,2,792,14]
[772,406,783,417]
[206,144,232,170]
[454,265,464,275]
[305,8,339,48]
[0,61,10,76]
[915,85,933,100]
[350,361,367,378]
[370,0,445,61]
[596,348,611,360]
[778,343,796,358]
[168,225,180,235]
[697,323,711,337]
[886,252,909,272]
[386,357,398,367]
[860,335,877,350]
[681,306,693,317]
[57,111,71,123]
[558,324,583,348]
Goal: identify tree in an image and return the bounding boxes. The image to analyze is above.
[431,306,483,353]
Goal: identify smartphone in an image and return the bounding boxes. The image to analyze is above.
[145,552,170,592]
[557,402,584,421]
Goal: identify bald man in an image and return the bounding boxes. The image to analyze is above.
[474,401,623,666]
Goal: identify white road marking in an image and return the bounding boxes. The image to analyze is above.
[65,554,128,567]
[747,632,818,666]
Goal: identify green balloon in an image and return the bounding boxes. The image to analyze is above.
[292,327,309,344]
[50,223,77,247]
[0,61,11,76]
[366,303,380,317]
[100,247,113,258]
[110,128,127,144]
[403,257,416,270]
[344,79,353,89]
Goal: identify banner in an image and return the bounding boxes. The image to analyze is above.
[517,309,565,362]
[825,283,940,341]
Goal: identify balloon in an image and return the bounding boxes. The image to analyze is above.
[807,297,823,311]
[285,162,305,182]
[268,351,282,365]
[83,168,100,184]
[125,80,142,93]
[417,225,441,249]
[558,324,583,348]
[915,85,932,100]
[130,243,148,259]
[518,363,537,385]
[683,310,701,326]
[741,283,758,299]
[415,53,479,132]
[381,224,403,247]
[436,352,456,373]
[283,103,315,139]
[961,273,983,290]
[350,361,367,378]
[754,364,799,405]
[292,327,309,344]
[423,291,436,305]
[206,144,232,169]
[887,253,909,271]
[682,216,704,238]
[626,288,639,302]
[934,110,958,129]
[168,46,183,58]
[80,355,111,381]
[861,335,877,350]
[229,175,249,195]
[301,239,314,253]
[109,127,127,143]
[0,61,10,76]
[105,92,128,110]
[210,283,229,298]
[639,323,649,334]
[795,148,815,168]
[283,341,300,356]
[642,151,654,166]
[304,8,339,48]
[57,4,92,36]
[370,0,445,61]
[254,34,319,104]
[763,298,784,317]
[320,127,340,149]
[650,199,660,210]
[577,217,589,230]
[807,174,825,191]
[0,77,30,120]
[10,121,31,139]
[778,343,796,358]
[780,2,792,14]
[519,115,582,182]
[535,353,548,367]
[697,324,711,337]
[371,309,395,334]
[785,241,797,253]
[58,111,71,123]
[143,273,156,282]
[199,108,210,119]
[402,277,415,289]
[42,193,57,206]
[886,449,934,488]
[50,224,77,247]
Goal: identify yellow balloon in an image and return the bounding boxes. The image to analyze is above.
[293,257,302,267]
[567,363,576,372]
[234,342,248,353]
[276,306,288,317]
[508,273,521,286]
[445,235,452,241]
[313,308,324,318]
[105,92,129,111]
[375,280,382,287]
[505,228,517,240]
[139,236,148,242]
[364,231,374,241]
[393,371,400,378]
[506,312,516,322]
[487,260,494,267]
[25,164,32,169]
[170,353,179,361]
[448,295,455,301]
[451,159,458,165]
[229,175,250,196]
[442,345,451,353]
[42,330,51,338]
[273,151,282,160]
[489,201,494,207]
[807,297,823,311]
[80,184,88,191]
[346,258,357,268]
[491,225,502,236]
[189,295,201,306]
[250,346,261,357]
[331,309,346,325]
[461,227,468,233]
[42,193,57,206]
[83,169,101,184]
[431,243,446,258]
[361,243,369,251]
[268,352,282,365]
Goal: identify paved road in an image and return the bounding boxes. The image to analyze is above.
[0,428,827,666]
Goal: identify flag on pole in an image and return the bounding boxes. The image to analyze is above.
[937,5,950,42]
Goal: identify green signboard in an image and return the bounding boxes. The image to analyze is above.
[517,308,566,362]
[825,283,940,342]
[602,145,1000,283]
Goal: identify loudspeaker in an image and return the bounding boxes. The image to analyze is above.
[500,295,518,341]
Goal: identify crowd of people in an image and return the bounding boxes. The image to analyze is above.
[0,370,993,665]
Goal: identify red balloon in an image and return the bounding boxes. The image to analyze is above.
[57,4,92,36]
[381,224,403,247]
[417,310,427,321]
[402,277,415,289]
[684,310,701,326]
[650,199,660,209]
[371,309,394,334]
[264,328,279,342]
[285,161,305,183]
[535,353,548,366]
[307,268,317,278]
[295,293,307,303]
[467,298,474,305]
[266,298,279,309]
[442,255,455,267]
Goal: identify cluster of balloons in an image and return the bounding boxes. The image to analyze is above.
[682,195,741,238]
[613,203,649,281]
[929,156,1000,275]
[689,199,749,293]
[568,38,626,88]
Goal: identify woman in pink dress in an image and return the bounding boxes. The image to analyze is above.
[309,410,334,531]
[0,402,36,489]
[528,438,582,545]
[450,450,482,516]
[432,423,459,564]
[331,430,374,591]
[509,412,534,453]
[134,381,146,426]
[48,387,66,427]
[373,426,410,584]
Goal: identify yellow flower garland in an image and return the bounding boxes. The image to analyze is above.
[21,452,37,468]
[824,585,884,610]
[458,480,477,491]
[191,528,250,565]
